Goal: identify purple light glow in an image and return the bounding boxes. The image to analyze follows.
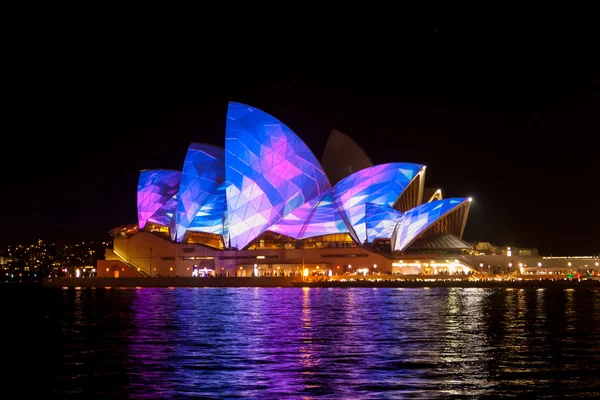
[171,144,225,242]
[137,170,181,229]
[269,190,349,239]
[332,163,424,243]
[225,102,330,249]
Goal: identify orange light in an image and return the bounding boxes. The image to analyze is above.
[106,268,109,272]
[169,267,173,271]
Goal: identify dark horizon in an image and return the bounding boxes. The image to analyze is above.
[5,39,599,255]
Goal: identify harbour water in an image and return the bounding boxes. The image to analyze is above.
[5,286,600,398]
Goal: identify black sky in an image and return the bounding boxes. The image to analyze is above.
[4,19,599,255]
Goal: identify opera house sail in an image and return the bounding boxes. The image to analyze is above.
[108,101,472,277]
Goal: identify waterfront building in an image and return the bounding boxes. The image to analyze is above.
[98,102,599,279]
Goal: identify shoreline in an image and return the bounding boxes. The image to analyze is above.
[40,277,600,289]
[293,279,600,289]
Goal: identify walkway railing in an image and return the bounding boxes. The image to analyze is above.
[111,249,152,277]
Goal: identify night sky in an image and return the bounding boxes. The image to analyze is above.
[5,24,599,255]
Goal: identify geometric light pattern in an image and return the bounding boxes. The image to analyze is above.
[137,169,181,229]
[332,163,424,244]
[269,190,349,239]
[147,194,179,228]
[134,102,470,251]
[297,191,349,239]
[267,194,323,239]
[171,144,225,242]
[225,102,331,249]
[393,198,468,252]
[187,181,228,236]
[365,203,404,242]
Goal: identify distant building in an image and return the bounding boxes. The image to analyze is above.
[472,242,500,255]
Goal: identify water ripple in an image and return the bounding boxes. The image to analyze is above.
[6,287,600,398]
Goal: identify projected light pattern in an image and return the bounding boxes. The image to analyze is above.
[137,170,181,229]
[393,198,468,252]
[267,194,323,239]
[225,102,330,249]
[298,192,349,239]
[134,102,470,250]
[148,195,179,227]
[365,203,404,242]
[269,191,349,239]
[332,163,423,243]
[171,144,225,242]
[187,182,228,236]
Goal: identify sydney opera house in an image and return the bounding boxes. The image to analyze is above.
[99,102,475,278]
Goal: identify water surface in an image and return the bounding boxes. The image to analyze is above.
[5,287,600,398]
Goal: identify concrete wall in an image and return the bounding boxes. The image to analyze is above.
[213,247,393,277]
[97,260,144,278]
[113,232,216,277]
[105,232,598,278]
[106,232,395,278]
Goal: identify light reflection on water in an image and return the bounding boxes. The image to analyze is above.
[12,287,600,398]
